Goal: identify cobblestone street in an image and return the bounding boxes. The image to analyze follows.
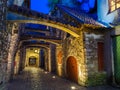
[4,67,119,90]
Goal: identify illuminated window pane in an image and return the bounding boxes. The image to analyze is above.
[116,0,120,2]
[109,0,120,12]
[111,6,116,11]
[117,3,120,8]
[111,0,115,6]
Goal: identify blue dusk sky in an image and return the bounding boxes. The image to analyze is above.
[31,0,50,14]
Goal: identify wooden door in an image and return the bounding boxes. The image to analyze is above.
[97,42,104,71]
[66,56,78,83]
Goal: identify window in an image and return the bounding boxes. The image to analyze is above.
[109,0,120,12]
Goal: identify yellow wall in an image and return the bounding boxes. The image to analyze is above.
[56,45,63,77]
[25,48,40,67]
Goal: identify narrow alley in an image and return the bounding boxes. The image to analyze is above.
[1,0,120,89]
[4,67,119,90]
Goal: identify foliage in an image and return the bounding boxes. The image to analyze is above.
[48,0,59,9]
[85,72,107,86]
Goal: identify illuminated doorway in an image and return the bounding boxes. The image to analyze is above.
[66,56,78,83]
[29,56,37,66]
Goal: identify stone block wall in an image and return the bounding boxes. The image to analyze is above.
[7,23,19,81]
[0,0,10,85]
[56,45,63,77]
[60,29,107,86]
[50,44,56,73]
[44,48,49,71]
[84,32,107,86]
[62,31,88,86]
[46,48,51,72]
[0,31,10,84]
[14,51,20,75]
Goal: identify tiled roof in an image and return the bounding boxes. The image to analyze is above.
[57,4,106,27]
[8,5,78,27]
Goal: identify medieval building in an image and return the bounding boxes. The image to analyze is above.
[0,0,120,89]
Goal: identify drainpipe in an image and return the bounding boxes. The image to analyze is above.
[111,37,115,84]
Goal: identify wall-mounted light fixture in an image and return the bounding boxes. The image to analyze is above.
[34,49,39,53]
[34,49,38,53]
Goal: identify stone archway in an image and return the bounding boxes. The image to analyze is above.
[29,56,37,66]
[66,56,78,83]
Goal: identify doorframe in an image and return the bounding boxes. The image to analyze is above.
[66,56,78,83]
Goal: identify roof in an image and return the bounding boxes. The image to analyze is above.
[57,4,107,27]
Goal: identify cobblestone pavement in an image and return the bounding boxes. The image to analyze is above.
[6,67,120,90]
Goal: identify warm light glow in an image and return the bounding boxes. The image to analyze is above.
[52,76,56,79]
[25,48,40,67]
[71,86,76,90]
[34,49,39,53]
[111,1,115,6]
[117,3,120,8]
[111,6,115,11]
[34,49,38,53]
[110,0,120,12]
[8,20,80,37]
[45,71,48,74]
[57,65,62,76]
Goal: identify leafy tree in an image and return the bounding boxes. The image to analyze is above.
[48,0,59,9]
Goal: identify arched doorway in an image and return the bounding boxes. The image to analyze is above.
[29,56,37,66]
[66,56,78,83]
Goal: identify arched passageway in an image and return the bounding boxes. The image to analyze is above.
[1,0,117,89]
[8,5,80,38]
[28,56,37,67]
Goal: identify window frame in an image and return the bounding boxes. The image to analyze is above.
[109,0,120,12]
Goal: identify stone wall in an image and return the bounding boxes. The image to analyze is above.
[7,23,19,81]
[62,31,87,86]
[0,0,10,84]
[0,31,10,84]
[44,48,49,71]
[84,33,104,73]
[50,44,56,73]
[84,32,106,86]
[46,48,51,72]
[14,50,20,75]
[56,45,63,77]
[61,28,107,86]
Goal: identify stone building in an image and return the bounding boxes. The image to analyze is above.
[0,0,120,88]
[97,0,120,85]
[0,0,10,85]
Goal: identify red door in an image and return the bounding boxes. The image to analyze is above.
[66,56,78,83]
[97,42,104,71]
